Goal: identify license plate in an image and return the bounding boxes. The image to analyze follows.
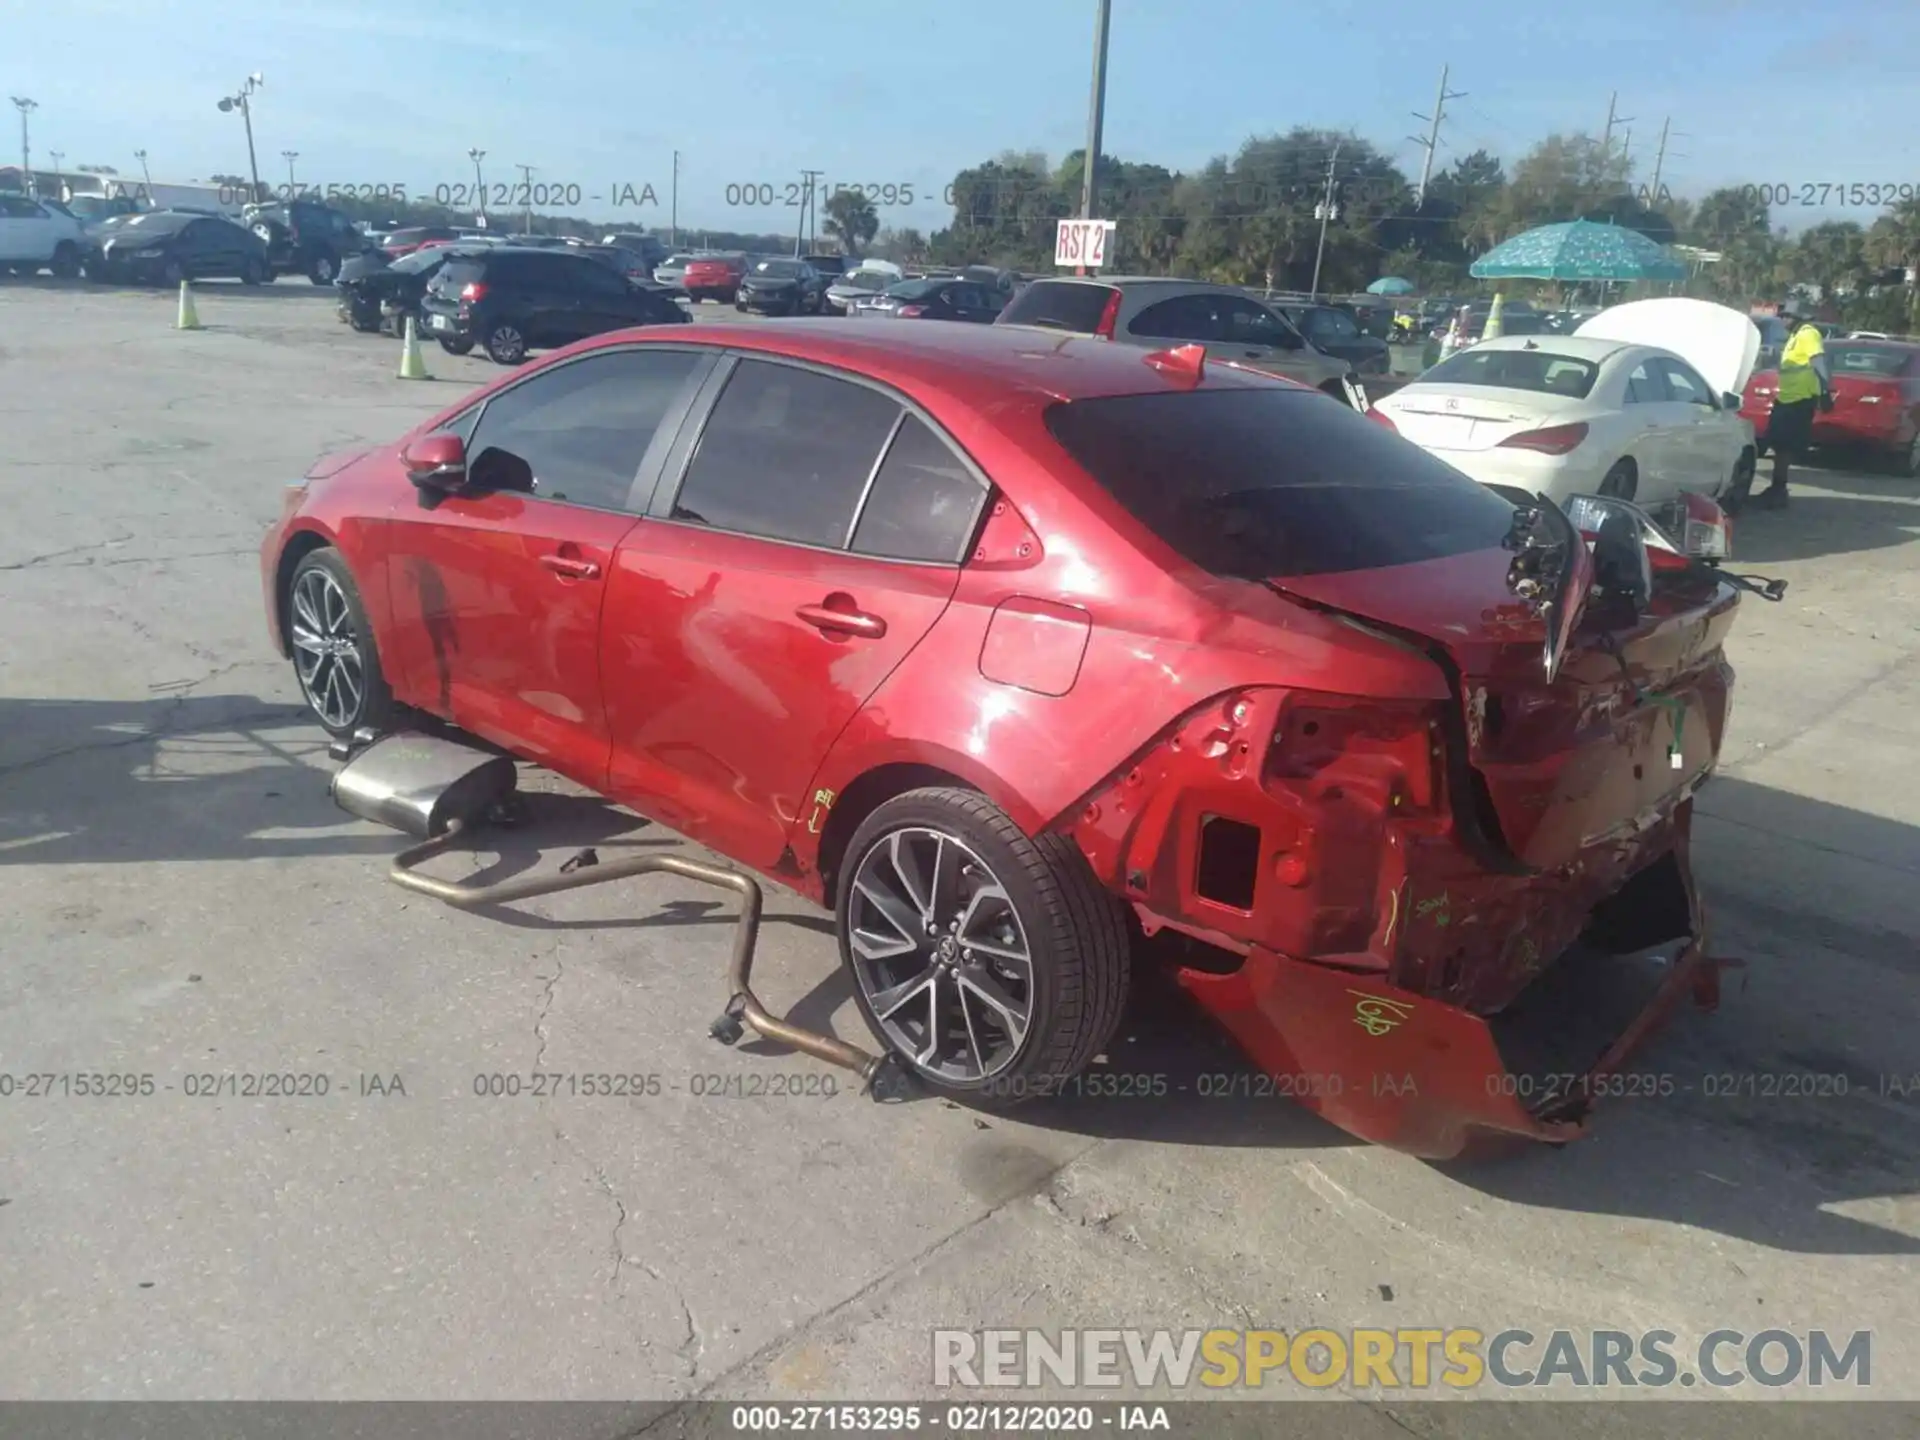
[429,314,450,331]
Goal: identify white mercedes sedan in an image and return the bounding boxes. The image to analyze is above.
[1368,298,1761,508]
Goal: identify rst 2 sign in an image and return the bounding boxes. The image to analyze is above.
[1055,219,1117,268]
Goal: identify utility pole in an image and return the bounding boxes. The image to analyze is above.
[282,150,298,193]
[1650,117,1672,199]
[1409,64,1467,208]
[134,148,153,199]
[1310,141,1344,301]
[1602,91,1634,156]
[670,150,680,247]
[517,164,534,233]
[10,97,37,196]
[48,150,63,195]
[794,170,820,256]
[469,148,486,224]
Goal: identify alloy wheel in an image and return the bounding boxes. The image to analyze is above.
[289,567,366,730]
[846,826,1034,1083]
[487,325,526,363]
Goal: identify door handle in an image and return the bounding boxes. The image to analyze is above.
[540,554,601,580]
[796,600,887,639]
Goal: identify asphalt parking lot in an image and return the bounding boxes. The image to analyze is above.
[2,276,1918,1429]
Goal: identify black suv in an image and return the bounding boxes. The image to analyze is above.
[241,198,370,284]
[419,245,691,364]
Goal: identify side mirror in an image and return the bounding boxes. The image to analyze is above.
[1722,391,1743,411]
[401,433,467,493]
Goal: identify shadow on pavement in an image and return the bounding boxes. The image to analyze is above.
[1726,483,1919,563]
[5,693,1918,1249]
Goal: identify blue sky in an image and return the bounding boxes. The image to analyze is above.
[8,0,1916,235]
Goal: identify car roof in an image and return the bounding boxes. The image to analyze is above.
[586,318,1292,403]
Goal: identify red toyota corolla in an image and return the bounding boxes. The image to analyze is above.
[261,321,1751,1157]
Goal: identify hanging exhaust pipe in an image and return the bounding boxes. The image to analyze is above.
[330,730,901,1093]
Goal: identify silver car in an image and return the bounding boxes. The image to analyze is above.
[825,269,897,314]
[995,276,1353,397]
[653,252,698,286]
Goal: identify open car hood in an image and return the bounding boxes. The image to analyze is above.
[1575,297,1761,398]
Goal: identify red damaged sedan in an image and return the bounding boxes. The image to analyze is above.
[262,322,1762,1158]
[1742,336,1920,473]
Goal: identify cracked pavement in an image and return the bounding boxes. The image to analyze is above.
[1,280,1917,1431]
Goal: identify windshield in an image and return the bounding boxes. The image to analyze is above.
[1045,388,1516,579]
[1419,347,1600,399]
[840,271,890,291]
[885,279,943,301]
[754,260,803,278]
[119,211,192,235]
[1827,345,1911,378]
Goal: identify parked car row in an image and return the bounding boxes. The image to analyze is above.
[334,240,694,363]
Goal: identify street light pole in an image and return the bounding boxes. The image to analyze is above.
[217,75,264,201]
[48,151,63,197]
[517,164,534,233]
[469,148,486,223]
[670,150,680,247]
[1079,0,1111,221]
[10,97,37,196]
[282,150,298,194]
[134,148,153,200]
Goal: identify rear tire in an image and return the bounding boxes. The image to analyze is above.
[438,336,475,356]
[285,548,397,739]
[835,787,1130,1102]
[50,242,80,279]
[308,252,339,285]
[1598,460,1638,501]
[483,321,527,364]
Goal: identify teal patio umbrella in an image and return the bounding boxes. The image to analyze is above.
[1470,220,1687,282]
[1367,275,1415,295]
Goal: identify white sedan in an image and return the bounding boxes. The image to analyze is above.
[1370,298,1761,508]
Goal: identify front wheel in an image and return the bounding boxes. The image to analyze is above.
[240,256,266,285]
[50,243,81,279]
[285,548,397,738]
[161,259,186,287]
[308,252,338,285]
[835,787,1130,1100]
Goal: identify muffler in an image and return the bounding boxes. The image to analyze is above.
[328,730,904,1095]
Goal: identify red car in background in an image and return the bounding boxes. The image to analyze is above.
[681,252,746,303]
[1741,337,1920,474]
[383,226,462,260]
[260,323,1755,1159]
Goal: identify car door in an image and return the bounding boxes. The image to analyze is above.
[3,195,57,262]
[512,252,584,346]
[1654,355,1739,493]
[600,356,977,868]
[564,253,638,335]
[1618,354,1688,502]
[380,346,715,782]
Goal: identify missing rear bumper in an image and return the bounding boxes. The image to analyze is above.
[1173,846,1736,1160]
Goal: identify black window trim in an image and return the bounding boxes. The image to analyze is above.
[647,350,994,567]
[447,342,720,517]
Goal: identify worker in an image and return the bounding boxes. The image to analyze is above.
[1747,298,1833,510]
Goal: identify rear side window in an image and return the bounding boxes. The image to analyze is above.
[673,360,903,548]
[434,258,487,291]
[997,281,1116,333]
[1045,388,1516,579]
[850,416,987,563]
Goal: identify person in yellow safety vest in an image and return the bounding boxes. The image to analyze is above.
[1746,297,1834,511]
